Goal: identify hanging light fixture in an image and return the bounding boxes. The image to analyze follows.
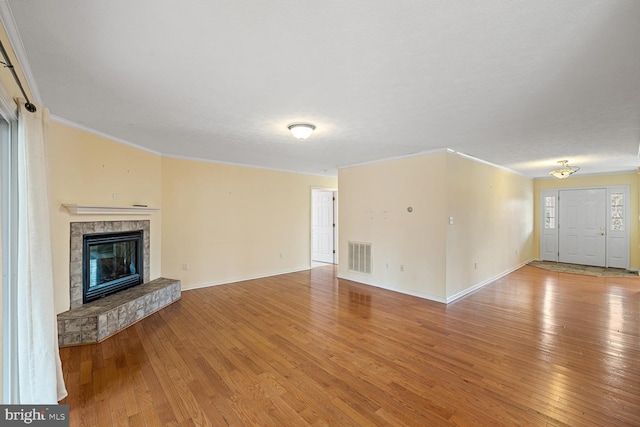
[288,123,316,140]
[549,160,580,179]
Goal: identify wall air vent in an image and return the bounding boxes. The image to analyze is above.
[348,241,372,274]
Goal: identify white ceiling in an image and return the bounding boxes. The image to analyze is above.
[3,1,639,177]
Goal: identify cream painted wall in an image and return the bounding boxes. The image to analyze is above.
[338,151,534,302]
[533,173,640,269]
[338,152,448,300]
[445,154,534,299]
[161,157,337,289]
[48,122,338,312]
[47,122,163,314]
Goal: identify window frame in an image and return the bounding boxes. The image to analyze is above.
[0,91,18,403]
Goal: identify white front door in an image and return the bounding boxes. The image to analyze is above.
[558,189,606,267]
[311,190,335,263]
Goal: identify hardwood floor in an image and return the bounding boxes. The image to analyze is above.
[60,265,640,426]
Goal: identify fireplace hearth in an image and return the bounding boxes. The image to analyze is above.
[59,219,181,346]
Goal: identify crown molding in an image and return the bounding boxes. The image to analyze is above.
[50,114,162,156]
[452,150,524,177]
[338,148,450,170]
[164,152,338,178]
[0,2,42,103]
[534,169,638,180]
[52,115,337,177]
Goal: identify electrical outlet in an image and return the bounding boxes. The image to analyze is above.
[279,252,284,259]
[400,265,404,272]
[182,263,188,270]
[112,193,121,200]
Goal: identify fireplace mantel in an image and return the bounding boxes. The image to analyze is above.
[63,204,159,215]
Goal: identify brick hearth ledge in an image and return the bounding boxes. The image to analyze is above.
[57,277,181,346]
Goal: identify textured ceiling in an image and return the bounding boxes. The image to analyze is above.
[2,1,639,177]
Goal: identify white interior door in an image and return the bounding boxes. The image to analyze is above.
[311,190,335,263]
[558,189,606,267]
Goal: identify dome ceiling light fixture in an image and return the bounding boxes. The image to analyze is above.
[549,160,580,179]
[288,123,316,140]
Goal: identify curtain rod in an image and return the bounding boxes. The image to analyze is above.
[0,39,36,113]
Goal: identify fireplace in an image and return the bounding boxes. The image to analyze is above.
[83,230,143,303]
[60,219,180,346]
[69,220,150,309]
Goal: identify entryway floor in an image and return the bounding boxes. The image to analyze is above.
[312,261,334,268]
[528,260,639,277]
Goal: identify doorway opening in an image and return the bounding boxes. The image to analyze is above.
[311,188,337,267]
[540,186,629,269]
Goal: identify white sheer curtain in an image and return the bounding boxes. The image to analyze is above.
[16,101,66,403]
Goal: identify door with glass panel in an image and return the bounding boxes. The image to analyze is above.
[540,186,629,269]
[540,189,559,262]
[606,187,629,268]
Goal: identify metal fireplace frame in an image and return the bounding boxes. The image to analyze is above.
[82,230,144,303]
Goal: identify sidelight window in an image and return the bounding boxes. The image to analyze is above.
[610,192,624,231]
[544,196,556,229]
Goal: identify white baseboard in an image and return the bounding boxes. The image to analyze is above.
[337,273,447,303]
[445,259,533,303]
[182,261,536,304]
[338,259,534,305]
[182,266,311,292]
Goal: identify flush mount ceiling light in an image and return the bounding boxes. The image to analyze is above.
[288,123,316,140]
[549,160,580,179]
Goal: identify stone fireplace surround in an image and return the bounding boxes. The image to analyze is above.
[69,220,151,309]
[57,220,181,346]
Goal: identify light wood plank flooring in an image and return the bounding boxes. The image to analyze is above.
[60,265,640,426]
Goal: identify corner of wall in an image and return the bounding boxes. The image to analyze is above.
[338,152,448,300]
[444,153,534,300]
[48,123,163,314]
